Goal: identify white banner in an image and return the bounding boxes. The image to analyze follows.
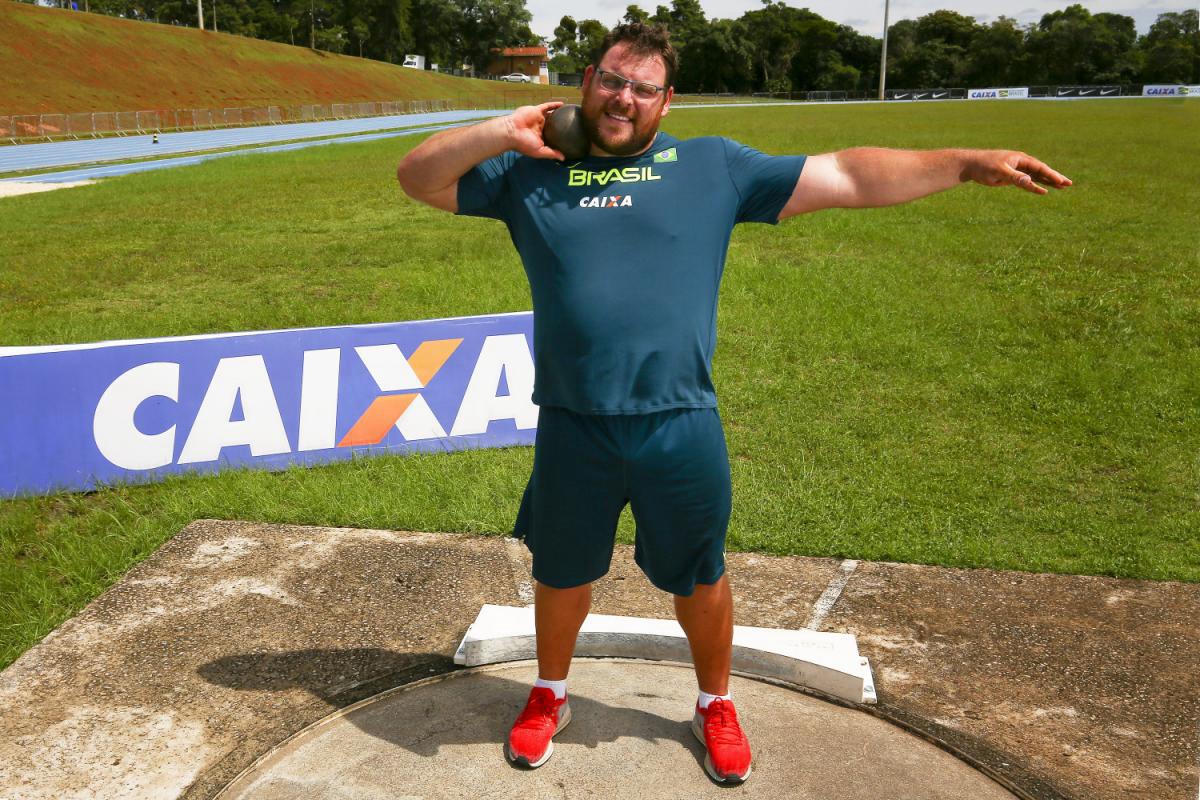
[1142,85,1199,97]
[967,87,1029,100]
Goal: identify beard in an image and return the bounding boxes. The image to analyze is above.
[580,99,660,157]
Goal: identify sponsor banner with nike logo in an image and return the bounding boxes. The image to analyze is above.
[905,89,954,101]
[1143,85,1200,97]
[1055,85,1121,98]
[0,313,538,496]
[967,87,1030,100]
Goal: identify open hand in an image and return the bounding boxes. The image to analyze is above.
[507,101,567,161]
[963,151,1072,195]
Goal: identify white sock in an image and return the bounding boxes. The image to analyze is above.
[535,677,567,700]
[698,690,731,709]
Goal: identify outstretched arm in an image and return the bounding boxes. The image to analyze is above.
[397,101,566,213]
[779,148,1072,220]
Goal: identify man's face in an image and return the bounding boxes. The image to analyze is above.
[580,42,673,157]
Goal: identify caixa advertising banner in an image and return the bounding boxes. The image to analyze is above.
[1142,85,1199,97]
[0,312,538,497]
[967,87,1030,100]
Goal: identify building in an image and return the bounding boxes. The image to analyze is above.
[484,46,549,84]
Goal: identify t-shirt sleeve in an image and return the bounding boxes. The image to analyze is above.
[722,139,807,225]
[456,151,518,221]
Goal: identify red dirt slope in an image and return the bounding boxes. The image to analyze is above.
[0,1,560,114]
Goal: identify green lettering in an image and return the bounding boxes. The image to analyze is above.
[566,166,663,186]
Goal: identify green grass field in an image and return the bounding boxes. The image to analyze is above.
[1,98,1197,669]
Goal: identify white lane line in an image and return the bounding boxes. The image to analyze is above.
[804,559,859,631]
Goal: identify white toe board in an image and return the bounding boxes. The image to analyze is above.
[454,604,877,705]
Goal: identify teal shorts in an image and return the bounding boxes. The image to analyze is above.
[513,405,732,596]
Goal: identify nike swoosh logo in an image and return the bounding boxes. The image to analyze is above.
[1080,90,1095,95]
[1058,90,1071,96]
[933,93,947,98]
[1101,89,1116,95]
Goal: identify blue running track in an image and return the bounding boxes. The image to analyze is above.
[0,110,505,174]
[0,120,484,184]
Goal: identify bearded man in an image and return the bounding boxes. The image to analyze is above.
[397,23,1070,784]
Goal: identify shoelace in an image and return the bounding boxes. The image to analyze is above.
[516,691,558,731]
[704,700,746,747]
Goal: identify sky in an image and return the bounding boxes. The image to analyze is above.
[526,0,1198,41]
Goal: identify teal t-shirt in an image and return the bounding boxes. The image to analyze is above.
[457,132,805,414]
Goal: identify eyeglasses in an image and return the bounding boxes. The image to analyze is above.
[595,69,666,101]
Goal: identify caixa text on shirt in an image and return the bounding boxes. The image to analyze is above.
[568,166,662,186]
[579,195,634,208]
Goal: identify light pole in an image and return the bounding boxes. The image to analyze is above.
[878,0,890,100]
[196,0,204,30]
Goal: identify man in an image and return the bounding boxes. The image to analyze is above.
[397,23,1070,785]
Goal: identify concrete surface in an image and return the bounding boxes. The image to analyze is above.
[0,519,1196,799]
[215,660,1017,799]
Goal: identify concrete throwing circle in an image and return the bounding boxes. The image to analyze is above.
[218,659,1018,799]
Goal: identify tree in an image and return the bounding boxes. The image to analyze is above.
[966,17,1026,87]
[890,10,980,87]
[1091,13,1139,83]
[785,13,841,90]
[280,12,298,45]
[661,0,705,53]
[575,19,609,67]
[739,2,812,91]
[677,18,751,92]
[454,0,534,71]
[350,18,370,56]
[833,24,880,91]
[410,0,459,66]
[1138,10,1199,83]
[314,23,347,52]
[365,0,414,63]
[548,53,577,73]
[550,15,580,69]
[915,9,976,50]
[885,18,919,59]
[622,4,648,25]
[1024,4,1137,84]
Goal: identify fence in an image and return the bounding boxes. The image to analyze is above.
[677,84,1192,104]
[0,90,570,144]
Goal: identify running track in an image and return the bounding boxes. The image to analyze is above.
[0,110,506,175]
[0,120,486,184]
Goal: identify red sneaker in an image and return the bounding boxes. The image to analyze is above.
[505,686,571,768]
[692,698,752,783]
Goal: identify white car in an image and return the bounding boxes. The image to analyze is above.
[500,72,533,83]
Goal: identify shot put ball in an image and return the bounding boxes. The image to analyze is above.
[542,104,590,161]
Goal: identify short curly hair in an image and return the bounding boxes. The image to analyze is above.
[593,22,678,89]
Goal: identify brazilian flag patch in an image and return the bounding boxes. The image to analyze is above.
[653,147,678,163]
